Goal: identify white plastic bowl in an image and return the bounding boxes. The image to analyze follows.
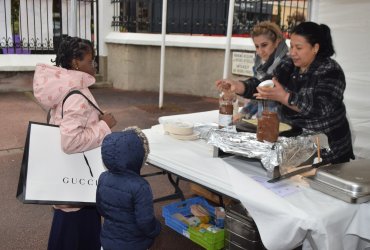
[163,121,194,135]
[258,80,274,88]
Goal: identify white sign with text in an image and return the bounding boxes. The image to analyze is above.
[232,51,255,76]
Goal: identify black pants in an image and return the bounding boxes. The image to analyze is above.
[48,206,101,250]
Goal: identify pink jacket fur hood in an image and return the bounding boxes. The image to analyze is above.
[33,63,111,154]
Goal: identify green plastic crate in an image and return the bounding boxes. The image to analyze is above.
[188,226,225,250]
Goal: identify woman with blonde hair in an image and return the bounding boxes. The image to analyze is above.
[217,21,289,121]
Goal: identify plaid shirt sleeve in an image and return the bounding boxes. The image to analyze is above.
[274,57,346,116]
[291,59,346,117]
[240,77,260,98]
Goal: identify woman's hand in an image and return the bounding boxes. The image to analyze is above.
[233,113,244,123]
[254,78,300,112]
[254,78,289,104]
[99,113,117,129]
[215,79,245,95]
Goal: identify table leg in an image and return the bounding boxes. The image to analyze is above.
[153,173,185,203]
[142,164,185,203]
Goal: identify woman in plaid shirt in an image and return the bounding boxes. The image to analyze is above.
[216,22,354,164]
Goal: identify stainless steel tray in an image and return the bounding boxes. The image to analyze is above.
[306,159,370,203]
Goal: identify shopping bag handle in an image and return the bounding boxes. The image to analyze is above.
[61,90,104,118]
[62,90,103,178]
[46,90,104,124]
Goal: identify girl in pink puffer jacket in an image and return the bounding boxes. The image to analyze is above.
[33,36,116,250]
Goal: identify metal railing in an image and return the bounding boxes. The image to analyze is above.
[0,0,98,55]
[111,0,308,36]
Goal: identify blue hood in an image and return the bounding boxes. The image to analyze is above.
[101,128,149,175]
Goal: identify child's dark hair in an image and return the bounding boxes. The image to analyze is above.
[292,22,335,58]
[54,36,94,69]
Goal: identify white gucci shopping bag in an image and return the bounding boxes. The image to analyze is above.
[16,122,106,205]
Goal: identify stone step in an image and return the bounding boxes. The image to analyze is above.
[92,80,113,89]
[0,71,112,92]
[92,73,113,88]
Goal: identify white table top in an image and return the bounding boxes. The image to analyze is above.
[144,110,370,250]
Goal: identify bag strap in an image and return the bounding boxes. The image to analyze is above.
[60,90,103,178]
[46,109,51,124]
[61,90,104,118]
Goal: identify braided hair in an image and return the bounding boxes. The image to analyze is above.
[54,36,94,69]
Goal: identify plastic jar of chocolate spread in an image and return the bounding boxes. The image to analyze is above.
[256,100,279,142]
[218,88,237,128]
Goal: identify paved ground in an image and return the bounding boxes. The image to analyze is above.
[0,86,220,250]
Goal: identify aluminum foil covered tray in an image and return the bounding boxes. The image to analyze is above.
[306,159,370,203]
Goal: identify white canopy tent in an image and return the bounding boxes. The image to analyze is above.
[311,0,370,159]
[212,0,370,160]
[156,0,370,159]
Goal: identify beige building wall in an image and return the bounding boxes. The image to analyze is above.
[107,43,253,97]
[107,43,239,98]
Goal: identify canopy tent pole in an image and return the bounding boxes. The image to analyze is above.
[159,0,168,108]
[70,0,77,36]
[223,0,235,79]
[214,0,236,158]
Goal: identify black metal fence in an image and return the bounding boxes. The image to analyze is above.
[111,0,308,36]
[0,0,98,55]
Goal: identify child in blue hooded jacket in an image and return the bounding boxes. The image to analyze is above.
[96,127,161,250]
